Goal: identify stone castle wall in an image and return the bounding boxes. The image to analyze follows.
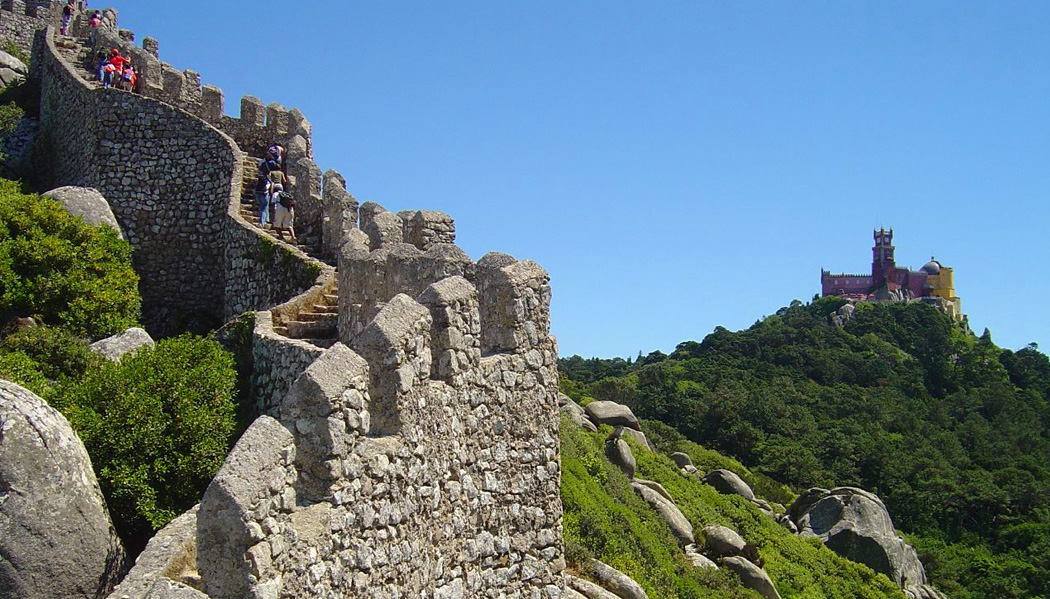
[0,0,59,56]
[33,16,329,336]
[89,13,326,256]
[198,222,563,597]
[19,9,565,598]
[35,24,233,334]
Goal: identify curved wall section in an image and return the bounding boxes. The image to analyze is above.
[35,27,234,334]
[33,26,322,336]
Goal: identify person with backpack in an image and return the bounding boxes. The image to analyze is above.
[272,185,296,242]
[120,60,136,92]
[103,49,124,88]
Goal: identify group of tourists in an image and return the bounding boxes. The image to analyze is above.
[94,47,136,91]
[60,0,133,92]
[254,144,296,242]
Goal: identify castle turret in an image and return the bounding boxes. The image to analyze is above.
[871,228,896,290]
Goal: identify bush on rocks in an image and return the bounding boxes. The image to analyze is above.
[58,335,237,551]
[1,324,102,381]
[0,179,140,338]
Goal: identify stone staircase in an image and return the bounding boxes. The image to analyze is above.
[53,35,98,83]
[237,155,322,257]
[51,30,341,349]
[272,281,339,349]
[239,159,337,347]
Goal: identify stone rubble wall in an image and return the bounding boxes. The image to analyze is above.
[35,25,232,334]
[222,195,328,322]
[199,248,563,597]
[321,169,359,261]
[107,505,204,599]
[23,10,566,598]
[250,308,325,418]
[33,18,328,337]
[400,209,457,250]
[89,13,325,248]
[0,0,59,57]
[340,202,475,340]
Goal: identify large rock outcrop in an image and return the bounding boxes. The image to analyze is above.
[789,487,929,591]
[702,469,755,501]
[560,393,598,432]
[43,186,124,238]
[632,480,694,546]
[0,379,125,599]
[722,556,781,599]
[605,427,637,479]
[90,327,155,361]
[586,559,650,599]
[585,400,640,430]
[0,50,26,88]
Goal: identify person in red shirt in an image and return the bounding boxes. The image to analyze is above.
[104,49,124,88]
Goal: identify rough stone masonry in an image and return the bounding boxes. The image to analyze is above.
[198,203,564,598]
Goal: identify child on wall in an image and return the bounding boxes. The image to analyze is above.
[119,60,136,92]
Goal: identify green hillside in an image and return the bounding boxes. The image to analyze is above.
[560,298,1050,599]
[561,418,906,599]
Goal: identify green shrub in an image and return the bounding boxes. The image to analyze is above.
[0,325,100,380]
[58,335,237,550]
[0,350,50,396]
[0,101,23,159]
[0,178,140,338]
[0,325,101,400]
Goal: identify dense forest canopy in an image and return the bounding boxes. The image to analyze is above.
[560,299,1050,599]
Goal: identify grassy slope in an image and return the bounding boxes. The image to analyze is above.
[561,418,907,599]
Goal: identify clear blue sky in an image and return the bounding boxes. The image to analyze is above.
[120,1,1049,358]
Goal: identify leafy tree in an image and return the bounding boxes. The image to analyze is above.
[57,335,237,552]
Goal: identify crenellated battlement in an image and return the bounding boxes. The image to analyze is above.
[18,8,564,597]
[0,0,51,19]
[89,12,314,155]
[200,205,561,597]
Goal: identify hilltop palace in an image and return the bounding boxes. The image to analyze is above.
[821,229,963,319]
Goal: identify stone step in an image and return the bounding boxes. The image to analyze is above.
[311,304,338,314]
[296,311,337,323]
[302,337,338,349]
[285,319,337,339]
[324,294,338,304]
